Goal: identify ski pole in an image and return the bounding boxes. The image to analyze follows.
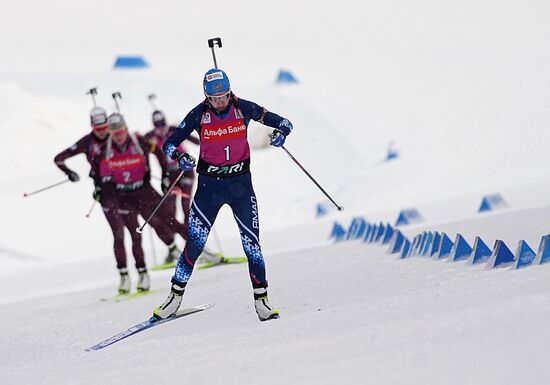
[112,92,122,113]
[136,170,185,233]
[23,179,70,198]
[87,87,98,107]
[207,37,222,69]
[280,144,344,211]
[85,200,97,218]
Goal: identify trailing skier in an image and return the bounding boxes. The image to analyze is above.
[54,107,148,294]
[97,113,188,275]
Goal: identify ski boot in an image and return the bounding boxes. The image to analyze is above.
[152,281,186,320]
[253,287,280,321]
[118,268,131,294]
[137,268,151,292]
[164,243,179,264]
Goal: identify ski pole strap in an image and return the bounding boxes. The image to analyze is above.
[136,170,185,233]
[23,179,70,198]
[281,145,343,211]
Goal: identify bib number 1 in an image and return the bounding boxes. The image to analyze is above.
[224,145,230,161]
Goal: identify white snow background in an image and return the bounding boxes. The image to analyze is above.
[1,0,550,384]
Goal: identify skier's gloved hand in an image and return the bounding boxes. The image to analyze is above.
[161,176,171,194]
[177,153,196,171]
[65,170,80,182]
[92,185,102,202]
[270,130,286,148]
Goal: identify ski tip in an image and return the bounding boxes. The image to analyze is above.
[84,346,98,352]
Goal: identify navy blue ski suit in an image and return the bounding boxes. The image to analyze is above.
[163,96,291,289]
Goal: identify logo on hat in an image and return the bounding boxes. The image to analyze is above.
[206,72,224,82]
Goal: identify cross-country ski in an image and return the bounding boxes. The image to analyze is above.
[85,304,214,351]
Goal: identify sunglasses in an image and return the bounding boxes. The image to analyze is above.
[207,91,231,103]
[93,124,109,132]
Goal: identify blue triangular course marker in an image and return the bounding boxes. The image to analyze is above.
[113,56,149,69]
[316,203,328,218]
[382,224,394,245]
[421,232,434,256]
[418,232,430,256]
[467,236,492,265]
[418,231,434,256]
[429,232,441,257]
[276,70,298,84]
[395,208,423,227]
[512,240,536,269]
[413,232,424,256]
[534,235,550,264]
[375,223,386,242]
[346,217,367,240]
[329,222,346,242]
[368,224,378,243]
[386,149,399,161]
[448,234,472,262]
[437,233,453,259]
[395,212,408,226]
[362,224,373,242]
[478,193,508,213]
[410,234,421,255]
[485,240,516,269]
[400,239,412,259]
[388,231,405,254]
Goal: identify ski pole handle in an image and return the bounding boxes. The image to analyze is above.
[23,179,70,198]
[136,170,185,233]
[280,145,344,211]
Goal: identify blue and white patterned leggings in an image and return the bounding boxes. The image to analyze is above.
[172,173,267,288]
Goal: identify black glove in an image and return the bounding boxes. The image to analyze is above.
[65,170,80,182]
[161,176,171,194]
[92,185,102,202]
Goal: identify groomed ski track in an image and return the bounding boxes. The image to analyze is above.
[2,206,550,384]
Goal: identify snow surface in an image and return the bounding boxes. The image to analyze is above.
[2,0,550,384]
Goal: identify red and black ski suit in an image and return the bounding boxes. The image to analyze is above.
[54,132,146,269]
